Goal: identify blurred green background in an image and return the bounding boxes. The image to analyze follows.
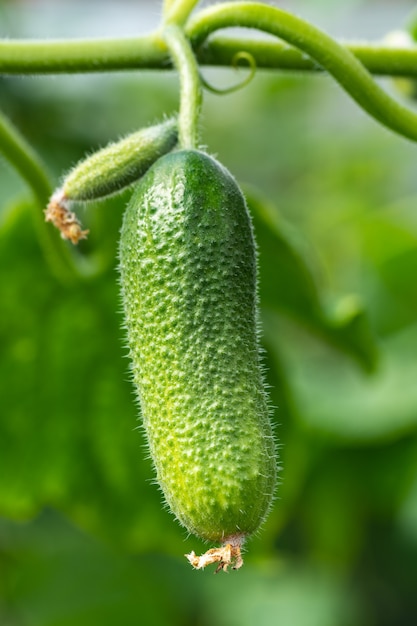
[1,1,417,624]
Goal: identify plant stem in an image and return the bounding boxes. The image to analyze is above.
[0,33,168,73]
[164,0,201,27]
[0,111,51,204]
[0,110,95,283]
[186,1,417,143]
[1,34,417,77]
[163,25,202,149]
[201,36,417,77]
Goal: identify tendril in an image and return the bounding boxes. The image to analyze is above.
[199,50,256,95]
[186,1,417,143]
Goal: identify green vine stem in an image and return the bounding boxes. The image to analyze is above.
[186,1,417,143]
[0,110,73,281]
[163,0,201,27]
[201,37,417,77]
[0,110,99,283]
[163,25,202,149]
[0,31,417,78]
[1,35,417,77]
[0,33,168,74]
[0,111,51,204]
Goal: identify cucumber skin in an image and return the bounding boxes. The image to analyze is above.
[119,150,276,543]
[63,119,178,202]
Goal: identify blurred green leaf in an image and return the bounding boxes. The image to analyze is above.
[0,511,201,626]
[201,559,362,626]
[0,200,200,556]
[248,188,378,372]
[356,199,417,336]
[398,452,417,546]
[295,436,417,567]
[278,317,417,443]
[0,510,365,626]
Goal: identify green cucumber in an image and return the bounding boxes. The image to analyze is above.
[62,118,178,203]
[45,119,177,244]
[119,149,276,571]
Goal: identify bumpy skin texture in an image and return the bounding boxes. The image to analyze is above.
[63,119,178,202]
[119,150,276,543]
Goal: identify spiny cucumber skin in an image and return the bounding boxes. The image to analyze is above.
[63,119,178,202]
[119,150,276,543]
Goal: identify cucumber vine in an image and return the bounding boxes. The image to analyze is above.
[1,1,417,265]
[1,0,417,571]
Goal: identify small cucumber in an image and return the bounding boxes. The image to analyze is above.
[63,118,178,202]
[119,150,276,571]
[45,119,177,244]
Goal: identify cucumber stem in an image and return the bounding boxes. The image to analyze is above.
[163,0,201,27]
[163,25,202,150]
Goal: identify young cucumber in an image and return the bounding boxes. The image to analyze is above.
[62,118,178,203]
[45,119,177,244]
[119,150,276,571]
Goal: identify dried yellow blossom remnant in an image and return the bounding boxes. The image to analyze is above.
[45,190,89,244]
[186,542,244,573]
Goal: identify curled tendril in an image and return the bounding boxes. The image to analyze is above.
[186,1,417,144]
[199,50,256,95]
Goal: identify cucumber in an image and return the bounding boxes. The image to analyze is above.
[63,118,178,202]
[45,119,177,244]
[119,150,276,571]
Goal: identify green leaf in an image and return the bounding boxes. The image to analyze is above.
[247,188,378,372]
[279,317,417,443]
[357,201,417,336]
[0,199,195,554]
[0,511,201,626]
[296,437,417,568]
[202,559,362,626]
[0,511,363,626]
[398,446,417,546]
